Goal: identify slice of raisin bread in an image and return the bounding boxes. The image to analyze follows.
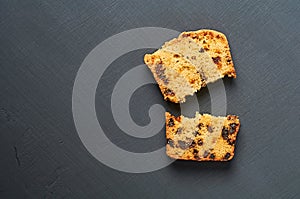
[165,112,240,161]
[144,29,236,103]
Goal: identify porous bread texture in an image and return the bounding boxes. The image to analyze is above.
[162,36,222,84]
[144,29,236,103]
[144,49,203,103]
[165,112,240,161]
[180,29,236,78]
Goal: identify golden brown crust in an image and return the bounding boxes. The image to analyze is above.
[166,112,240,161]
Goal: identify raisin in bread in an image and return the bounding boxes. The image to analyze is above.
[144,29,236,103]
[165,112,240,161]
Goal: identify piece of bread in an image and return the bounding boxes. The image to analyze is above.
[179,29,236,78]
[165,112,240,161]
[144,29,236,103]
[144,49,204,103]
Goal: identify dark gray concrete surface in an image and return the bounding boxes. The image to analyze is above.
[0,0,299,198]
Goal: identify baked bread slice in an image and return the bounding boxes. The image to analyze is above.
[144,29,236,103]
[165,112,240,161]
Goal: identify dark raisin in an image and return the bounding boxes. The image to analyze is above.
[198,139,203,146]
[163,79,169,84]
[203,151,209,158]
[199,47,205,53]
[227,59,232,63]
[155,64,162,71]
[164,89,175,97]
[175,128,182,134]
[155,64,168,84]
[224,153,231,159]
[193,131,200,136]
[229,123,237,134]
[202,40,206,44]
[198,123,204,129]
[193,149,199,155]
[212,56,221,64]
[227,139,236,145]
[174,54,180,58]
[167,139,174,147]
[189,140,196,148]
[207,125,213,133]
[178,140,188,150]
[209,153,215,159]
[168,118,175,127]
[191,56,196,60]
[222,128,229,140]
